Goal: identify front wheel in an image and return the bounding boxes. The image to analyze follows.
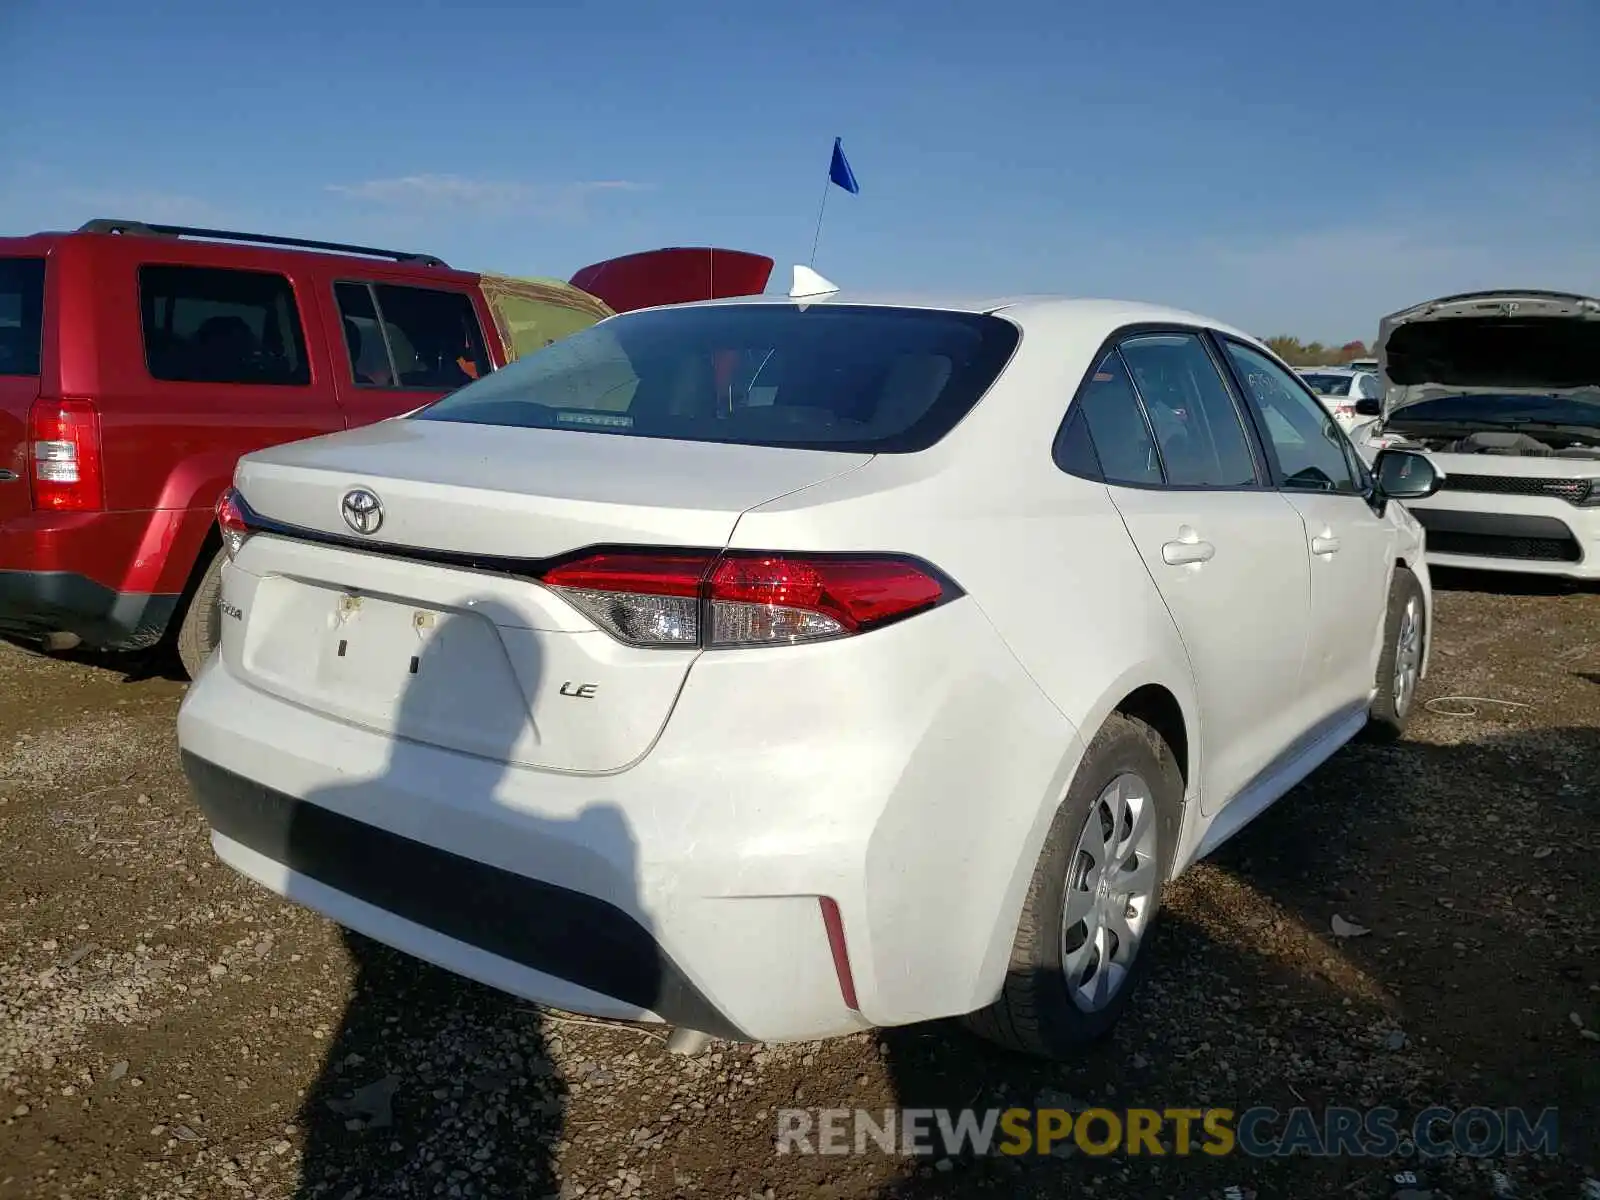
[1363,565,1425,742]
[962,713,1182,1059]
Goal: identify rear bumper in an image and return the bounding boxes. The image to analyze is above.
[0,569,177,649]
[181,750,749,1040]
[0,508,195,648]
[175,598,1082,1044]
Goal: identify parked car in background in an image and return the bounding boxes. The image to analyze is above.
[1345,357,1379,372]
[178,279,1442,1059]
[0,219,773,677]
[1353,288,1600,579]
[1296,366,1383,432]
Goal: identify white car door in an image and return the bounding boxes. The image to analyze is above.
[1071,332,1314,817]
[1218,339,1398,725]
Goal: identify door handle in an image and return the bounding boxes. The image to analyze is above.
[1162,538,1216,566]
[1311,534,1341,556]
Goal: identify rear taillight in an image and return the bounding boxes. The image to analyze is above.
[216,487,252,560]
[539,549,954,649]
[28,398,104,512]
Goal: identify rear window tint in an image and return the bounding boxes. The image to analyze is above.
[139,265,310,386]
[412,303,1020,452]
[0,257,45,377]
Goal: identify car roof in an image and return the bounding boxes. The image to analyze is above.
[641,288,1269,347]
[1301,366,1358,375]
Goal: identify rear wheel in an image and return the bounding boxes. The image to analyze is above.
[963,712,1182,1059]
[1363,565,1425,742]
[174,548,224,681]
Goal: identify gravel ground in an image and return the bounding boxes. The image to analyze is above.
[1,568,1597,1200]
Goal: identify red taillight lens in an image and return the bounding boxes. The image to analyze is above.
[538,549,952,649]
[710,554,946,636]
[540,551,715,598]
[28,398,104,513]
[216,486,252,560]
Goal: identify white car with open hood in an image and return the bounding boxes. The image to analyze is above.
[176,275,1441,1060]
[1354,289,1600,577]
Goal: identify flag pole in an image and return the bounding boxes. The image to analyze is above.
[808,168,831,266]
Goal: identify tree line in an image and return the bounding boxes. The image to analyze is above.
[1263,337,1371,366]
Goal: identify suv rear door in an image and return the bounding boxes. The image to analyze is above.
[321,273,499,429]
[0,252,46,523]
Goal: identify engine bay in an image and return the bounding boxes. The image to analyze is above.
[1379,428,1600,459]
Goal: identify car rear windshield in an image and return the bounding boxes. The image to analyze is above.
[411,303,1021,452]
[0,257,46,377]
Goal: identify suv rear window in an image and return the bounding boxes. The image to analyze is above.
[139,265,310,386]
[412,303,1020,452]
[0,257,46,377]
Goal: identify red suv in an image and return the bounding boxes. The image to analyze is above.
[0,220,772,677]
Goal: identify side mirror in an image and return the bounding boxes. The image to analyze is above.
[1372,448,1442,501]
[1354,397,1382,417]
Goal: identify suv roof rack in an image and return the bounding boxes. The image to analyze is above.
[77,218,449,268]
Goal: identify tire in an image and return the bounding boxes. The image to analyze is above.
[174,547,225,681]
[1363,564,1425,742]
[962,712,1183,1060]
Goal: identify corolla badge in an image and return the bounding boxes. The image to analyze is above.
[340,488,384,535]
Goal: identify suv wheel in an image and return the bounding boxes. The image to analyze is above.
[963,712,1181,1059]
[1363,565,1425,742]
[175,548,224,681]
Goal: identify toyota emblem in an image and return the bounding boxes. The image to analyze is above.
[340,488,384,535]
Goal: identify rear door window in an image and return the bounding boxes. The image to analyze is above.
[412,303,1020,453]
[139,265,310,385]
[0,258,46,376]
[334,282,490,390]
[1071,350,1164,486]
[1117,333,1260,487]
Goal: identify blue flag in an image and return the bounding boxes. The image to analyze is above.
[829,137,860,195]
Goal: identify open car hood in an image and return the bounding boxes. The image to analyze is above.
[1377,289,1600,420]
[477,248,775,363]
[569,247,774,315]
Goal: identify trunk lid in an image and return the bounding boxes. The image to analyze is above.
[0,255,46,523]
[228,419,872,773]
[1378,289,1600,419]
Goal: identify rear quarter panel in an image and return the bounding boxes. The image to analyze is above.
[724,332,1201,1015]
[49,236,498,595]
[50,235,349,592]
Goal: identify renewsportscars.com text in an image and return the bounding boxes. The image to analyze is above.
[774,1106,1560,1159]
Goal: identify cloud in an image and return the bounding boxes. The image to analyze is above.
[53,187,229,227]
[0,168,231,231]
[325,174,650,221]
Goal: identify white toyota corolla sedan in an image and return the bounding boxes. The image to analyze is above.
[176,277,1442,1060]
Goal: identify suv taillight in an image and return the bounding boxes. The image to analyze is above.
[28,398,104,513]
[216,487,252,559]
[538,549,954,649]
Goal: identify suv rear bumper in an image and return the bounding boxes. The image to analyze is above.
[0,569,177,649]
[0,508,194,649]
